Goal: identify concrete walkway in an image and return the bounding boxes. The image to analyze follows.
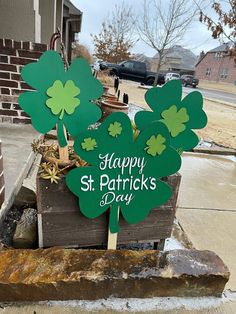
[177,153,236,291]
[0,123,39,222]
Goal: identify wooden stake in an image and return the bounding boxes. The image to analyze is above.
[107,207,120,249]
[57,124,69,162]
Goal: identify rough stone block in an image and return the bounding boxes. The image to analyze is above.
[0,249,229,301]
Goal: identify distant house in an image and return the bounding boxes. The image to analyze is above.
[195,42,236,84]
[151,45,197,75]
[0,0,82,60]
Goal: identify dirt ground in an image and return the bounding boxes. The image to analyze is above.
[199,80,236,94]
[118,80,236,149]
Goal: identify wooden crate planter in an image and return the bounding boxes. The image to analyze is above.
[37,173,181,248]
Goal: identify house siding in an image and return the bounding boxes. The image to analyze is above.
[195,52,236,84]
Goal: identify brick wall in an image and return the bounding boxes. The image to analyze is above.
[195,52,236,84]
[0,140,4,207]
[0,38,48,124]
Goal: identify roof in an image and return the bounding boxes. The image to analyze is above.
[63,0,82,33]
[64,0,82,16]
[209,42,233,53]
[195,41,234,66]
[153,45,197,71]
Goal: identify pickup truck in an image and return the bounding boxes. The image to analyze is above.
[106,60,165,86]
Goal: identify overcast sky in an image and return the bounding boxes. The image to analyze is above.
[71,0,224,58]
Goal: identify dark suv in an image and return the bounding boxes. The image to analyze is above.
[180,75,199,88]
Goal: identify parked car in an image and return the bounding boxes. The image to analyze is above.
[108,60,165,85]
[165,72,180,82]
[180,75,199,88]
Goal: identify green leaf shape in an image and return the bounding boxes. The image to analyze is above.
[134,80,207,152]
[81,137,97,151]
[46,80,80,119]
[145,134,166,156]
[108,121,122,137]
[161,105,189,137]
[66,112,181,234]
[18,50,103,147]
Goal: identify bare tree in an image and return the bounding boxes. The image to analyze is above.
[91,2,136,63]
[72,42,93,64]
[137,0,200,85]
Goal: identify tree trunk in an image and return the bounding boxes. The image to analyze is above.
[153,56,162,86]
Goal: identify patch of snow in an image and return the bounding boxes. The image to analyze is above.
[164,237,185,251]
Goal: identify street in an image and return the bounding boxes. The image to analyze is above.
[183,86,236,106]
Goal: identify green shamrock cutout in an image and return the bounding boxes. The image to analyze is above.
[161,105,189,137]
[81,138,97,151]
[135,80,207,151]
[108,121,122,137]
[18,50,103,147]
[145,134,166,156]
[66,112,181,233]
[46,80,80,119]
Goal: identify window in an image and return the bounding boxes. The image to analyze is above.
[134,62,145,71]
[220,68,228,79]
[205,68,211,76]
[214,52,222,60]
[123,61,134,69]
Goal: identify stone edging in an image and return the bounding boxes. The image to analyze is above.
[0,248,230,301]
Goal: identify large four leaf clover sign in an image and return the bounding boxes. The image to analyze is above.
[66,112,182,233]
[18,51,207,236]
[135,80,207,152]
[18,50,103,147]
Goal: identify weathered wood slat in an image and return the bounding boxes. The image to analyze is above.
[37,173,180,248]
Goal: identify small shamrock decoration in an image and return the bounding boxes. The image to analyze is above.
[81,138,97,151]
[108,121,122,137]
[135,80,207,151]
[161,105,189,137]
[46,80,80,119]
[66,112,181,233]
[19,50,103,147]
[145,134,166,156]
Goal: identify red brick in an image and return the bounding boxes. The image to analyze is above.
[0,72,10,79]
[0,56,8,63]
[1,88,10,95]
[11,73,21,81]
[11,89,23,95]
[22,42,31,50]
[31,43,47,52]
[13,117,31,124]
[0,109,18,116]
[10,57,36,66]
[0,64,17,72]
[4,39,13,48]
[20,82,34,90]
[0,188,5,207]
[12,103,21,110]
[0,80,18,88]
[13,41,22,50]
[20,111,29,117]
[1,116,12,123]
[18,50,42,59]
[2,103,11,109]
[0,47,16,56]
